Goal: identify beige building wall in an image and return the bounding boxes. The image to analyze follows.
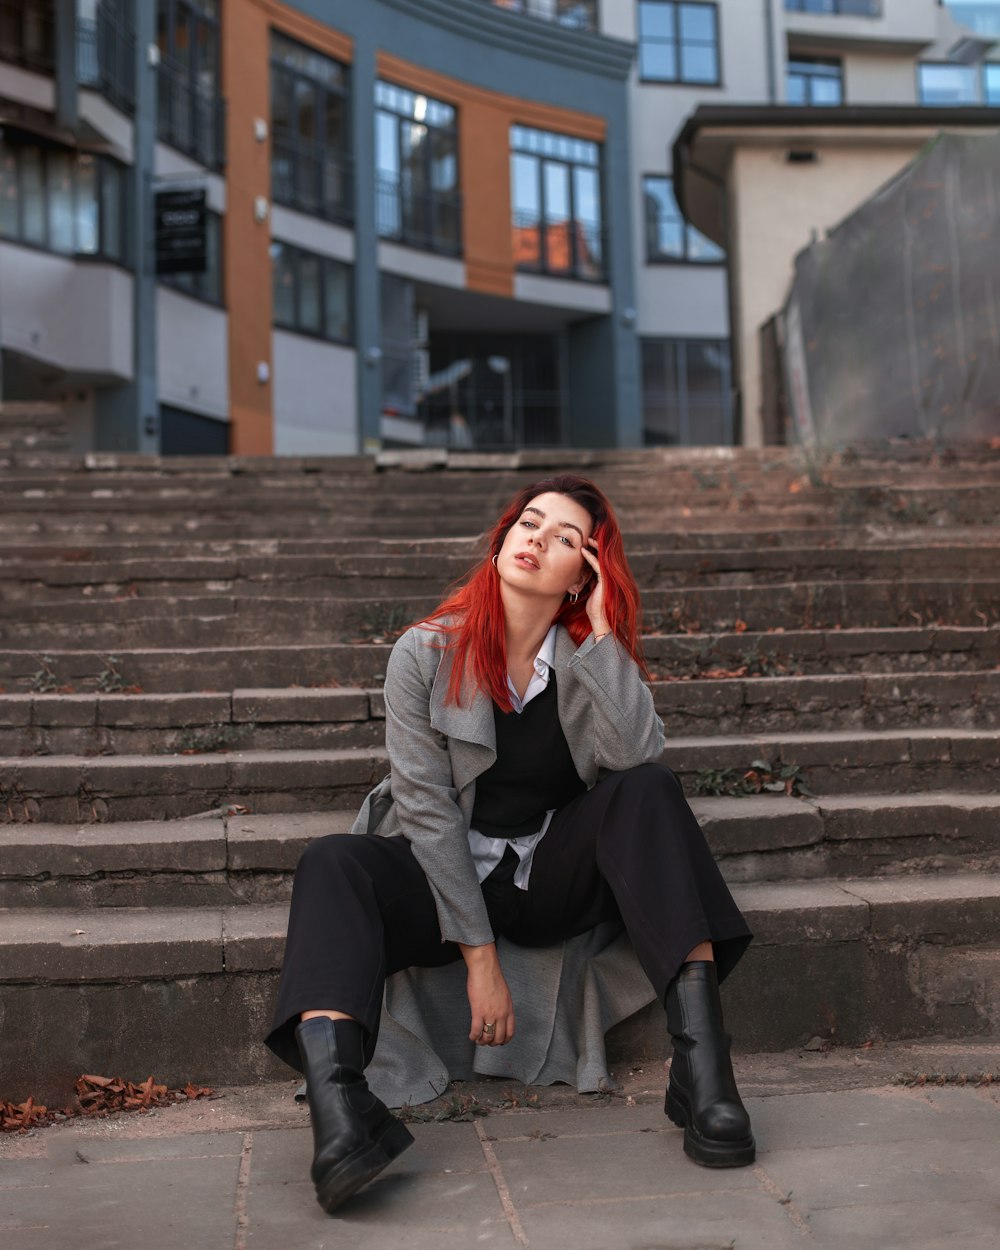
[845,53,920,105]
[272,331,357,455]
[730,139,927,446]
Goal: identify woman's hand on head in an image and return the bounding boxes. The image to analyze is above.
[580,538,611,638]
[460,943,515,1046]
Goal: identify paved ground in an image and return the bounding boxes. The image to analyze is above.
[2,1038,998,1250]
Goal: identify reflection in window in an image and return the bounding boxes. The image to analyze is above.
[271,241,352,343]
[375,81,460,256]
[918,62,978,105]
[271,31,351,222]
[510,125,603,280]
[642,338,733,445]
[787,58,843,105]
[156,0,223,168]
[0,137,127,261]
[638,2,720,85]
[643,175,724,263]
[986,63,1000,105]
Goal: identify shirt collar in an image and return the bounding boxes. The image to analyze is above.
[534,623,558,675]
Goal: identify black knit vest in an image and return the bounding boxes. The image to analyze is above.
[471,675,586,840]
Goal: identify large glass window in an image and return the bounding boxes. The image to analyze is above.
[271,241,352,343]
[510,125,603,280]
[986,63,1000,104]
[784,1,881,15]
[638,2,720,86]
[918,62,978,106]
[0,0,55,73]
[270,31,351,223]
[786,57,843,105]
[376,81,461,256]
[0,136,127,261]
[643,175,723,263]
[156,0,223,169]
[642,338,732,445]
[945,2,1000,39]
[160,209,223,304]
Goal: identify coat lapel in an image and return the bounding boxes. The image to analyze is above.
[428,642,496,792]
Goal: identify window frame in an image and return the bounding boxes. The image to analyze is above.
[269,29,352,224]
[641,335,734,446]
[375,80,462,258]
[156,0,224,169]
[510,125,605,282]
[786,55,845,106]
[642,173,725,266]
[0,137,129,265]
[270,239,353,346]
[637,1,722,89]
[916,60,981,106]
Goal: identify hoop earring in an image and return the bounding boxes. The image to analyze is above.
[569,591,579,604]
[492,555,498,567]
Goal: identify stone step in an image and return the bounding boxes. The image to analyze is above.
[3,580,998,650]
[3,728,1000,823]
[6,544,1000,603]
[4,868,999,1098]
[3,792,998,909]
[5,671,1000,756]
[1,627,995,694]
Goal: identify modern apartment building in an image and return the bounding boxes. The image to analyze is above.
[0,1,997,454]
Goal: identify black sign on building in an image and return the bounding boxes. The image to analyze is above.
[154,186,207,275]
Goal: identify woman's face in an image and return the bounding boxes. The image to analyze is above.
[496,491,594,601]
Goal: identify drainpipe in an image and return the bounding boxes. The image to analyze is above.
[764,0,778,104]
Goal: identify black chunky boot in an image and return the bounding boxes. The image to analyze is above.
[664,961,755,1168]
[295,1016,414,1212]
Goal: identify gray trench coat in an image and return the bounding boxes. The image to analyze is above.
[354,622,668,1108]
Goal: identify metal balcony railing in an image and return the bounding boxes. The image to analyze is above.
[76,4,135,115]
[784,1,882,15]
[157,59,225,171]
[376,176,462,257]
[512,209,606,282]
[271,133,353,225]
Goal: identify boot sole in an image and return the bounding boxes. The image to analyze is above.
[314,1116,414,1213]
[665,1087,756,1168]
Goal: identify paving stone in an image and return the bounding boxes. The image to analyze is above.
[731,881,869,944]
[0,817,225,877]
[226,810,353,871]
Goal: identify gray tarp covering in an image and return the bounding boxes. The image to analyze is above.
[780,131,1000,445]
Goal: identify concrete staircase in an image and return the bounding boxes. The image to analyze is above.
[2,439,1000,1103]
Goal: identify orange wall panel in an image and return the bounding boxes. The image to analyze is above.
[221,0,273,455]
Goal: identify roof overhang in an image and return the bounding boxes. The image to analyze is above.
[672,104,1000,246]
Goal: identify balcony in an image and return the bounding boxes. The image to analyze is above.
[486,0,597,32]
[376,177,462,258]
[157,59,225,171]
[76,3,135,115]
[271,133,353,225]
[785,1,881,15]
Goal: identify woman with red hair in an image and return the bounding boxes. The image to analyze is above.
[266,474,754,1213]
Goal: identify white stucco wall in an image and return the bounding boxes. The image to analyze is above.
[730,139,926,445]
[272,330,357,454]
[0,242,133,378]
[156,287,229,418]
[845,53,920,105]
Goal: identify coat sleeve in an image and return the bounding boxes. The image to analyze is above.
[383,628,495,948]
[566,632,665,772]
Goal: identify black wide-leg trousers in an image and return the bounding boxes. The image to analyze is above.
[265,762,752,1072]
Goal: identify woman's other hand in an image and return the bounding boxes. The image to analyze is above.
[460,942,515,1045]
[580,538,611,639]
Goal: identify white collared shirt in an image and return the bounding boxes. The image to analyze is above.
[467,623,559,891]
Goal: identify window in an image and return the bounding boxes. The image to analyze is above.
[918,62,978,106]
[0,136,127,261]
[784,1,881,15]
[511,125,603,280]
[0,0,55,74]
[376,81,460,256]
[271,241,352,343]
[641,338,732,445]
[945,3,1000,39]
[638,2,720,86]
[986,63,1000,105]
[156,0,224,168]
[270,31,351,223]
[787,57,843,105]
[76,0,136,116]
[160,210,223,304]
[488,0,598,29]
[643,176,723,263]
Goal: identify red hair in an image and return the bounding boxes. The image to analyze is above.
[417,474,648,712]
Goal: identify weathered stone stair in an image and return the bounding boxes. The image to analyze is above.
[2,440,1000,1103]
